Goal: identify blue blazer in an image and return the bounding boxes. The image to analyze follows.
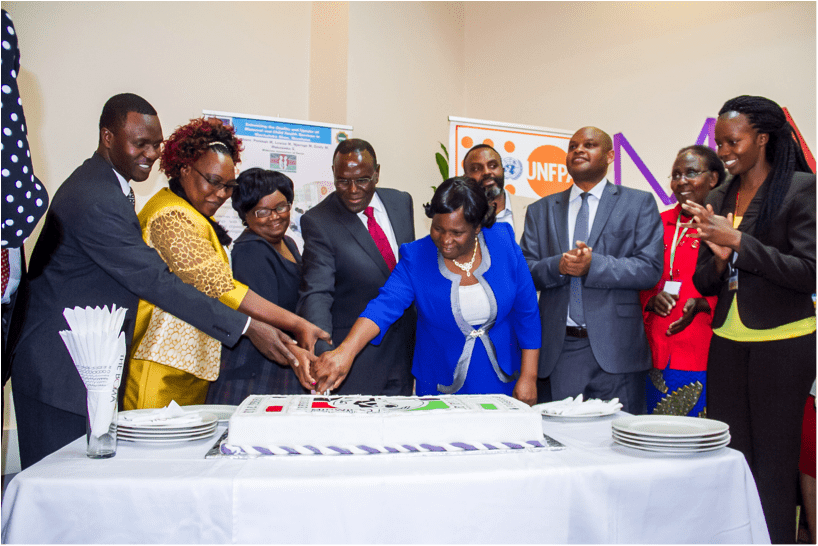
[361,222,541,394]
[521,182,663,377]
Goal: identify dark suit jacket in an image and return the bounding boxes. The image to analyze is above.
[692,172,816,329]
[10,153,248,416]
[297,188,416,395]
[521,181,664,377]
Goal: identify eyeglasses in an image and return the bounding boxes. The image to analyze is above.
[668,169,708,182]
[254,202,291,218]
[334,177,375,190]
[190,164,238,191]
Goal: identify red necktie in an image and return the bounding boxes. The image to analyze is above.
[2,248,9,296]
[364,206,397,271]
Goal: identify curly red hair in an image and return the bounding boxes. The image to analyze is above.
[160,117,243,180]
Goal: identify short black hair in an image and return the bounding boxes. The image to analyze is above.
[424,176,496,228]
[99,93,157,132]
[677,144,726,187]
[232,167,295,225]
[333,138,377,166]
[462,143,500,171]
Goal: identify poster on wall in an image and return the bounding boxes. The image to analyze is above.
[203,110,352,250]
[448,116,573,199]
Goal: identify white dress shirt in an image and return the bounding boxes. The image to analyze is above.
[566,178,608,327]
[494,188,514,233]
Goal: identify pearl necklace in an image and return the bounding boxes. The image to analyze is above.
[452,237,479,277]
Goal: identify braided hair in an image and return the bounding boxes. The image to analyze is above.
[718,95,811,235]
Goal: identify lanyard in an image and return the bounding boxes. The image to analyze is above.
[669,213,689,281]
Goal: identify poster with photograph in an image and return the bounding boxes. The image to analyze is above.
[203,110,352,250]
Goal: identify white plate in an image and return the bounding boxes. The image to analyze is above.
[612,415,728,438]
[118,420,216,433]
[534,401,622,418]
[613,427,730,444]
[118,410,218,430]
[182,405,237,424]
[613,435,729,453]
[613,430,730,447]
[118,424,217,438]
[118,429,218,443]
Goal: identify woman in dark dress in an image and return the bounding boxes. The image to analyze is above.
[207,168,306,403]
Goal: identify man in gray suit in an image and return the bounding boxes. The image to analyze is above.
[298,139,415,395]
[521,127,663,413]
[11,94,307,468]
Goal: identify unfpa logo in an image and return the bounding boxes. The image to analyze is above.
[526,145,572,197]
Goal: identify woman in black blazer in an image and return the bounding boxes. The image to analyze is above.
[684,95,815,544]
[207,169,307,404]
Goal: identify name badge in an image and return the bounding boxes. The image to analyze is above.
[663,281,682,296]
[727,264,739,292]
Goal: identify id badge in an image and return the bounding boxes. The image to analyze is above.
[728,264,739,291]
[663,281,682,296]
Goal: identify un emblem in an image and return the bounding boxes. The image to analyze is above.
[503,156,523,181]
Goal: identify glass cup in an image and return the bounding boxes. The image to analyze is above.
[86,398,117,459]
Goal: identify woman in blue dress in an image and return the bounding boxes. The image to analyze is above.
[312,177,541,405]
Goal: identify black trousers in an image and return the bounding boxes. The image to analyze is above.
[12,389,86,470]
[708,332,816,544]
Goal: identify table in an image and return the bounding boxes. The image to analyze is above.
[1,413,769,543]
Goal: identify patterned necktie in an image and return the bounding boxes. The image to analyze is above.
[364,206,397,271]
[569,192,590,326]
[128,187,136,208]
[1,248,9,296]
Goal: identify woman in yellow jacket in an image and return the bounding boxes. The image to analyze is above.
[124,118,328,409]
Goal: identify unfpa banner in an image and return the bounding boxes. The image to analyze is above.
[448,116,573,199]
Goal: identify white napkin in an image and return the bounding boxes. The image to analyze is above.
[59,305,128,438]
[119,400,205,426]
[535,394,623,416]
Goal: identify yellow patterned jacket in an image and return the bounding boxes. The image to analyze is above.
[130,188,248,380]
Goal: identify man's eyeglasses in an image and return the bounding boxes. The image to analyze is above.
[668,170,708,182]
[254,202,291,218]
[334,177,375,190]
[191,165,238,191]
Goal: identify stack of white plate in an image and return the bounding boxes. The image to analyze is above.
[118,410,219,444]
[612,415,730,453]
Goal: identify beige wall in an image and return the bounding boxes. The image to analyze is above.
[347,2,466,232]
[463,1,816,199]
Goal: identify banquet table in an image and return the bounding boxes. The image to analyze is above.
[1,412,769,544]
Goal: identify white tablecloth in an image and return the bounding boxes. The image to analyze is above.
[1,413,769,543]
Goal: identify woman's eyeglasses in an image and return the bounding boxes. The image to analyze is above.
[191,165,238,191]
[668,170,707,182]
[253,202,291,218]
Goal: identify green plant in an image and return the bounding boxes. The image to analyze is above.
[435,142,449,183]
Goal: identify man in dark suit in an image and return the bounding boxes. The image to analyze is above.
[10,93,302,469]
[298,138,416,395]
[521,126,663,413]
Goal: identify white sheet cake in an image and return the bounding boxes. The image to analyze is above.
[225,394,544,453]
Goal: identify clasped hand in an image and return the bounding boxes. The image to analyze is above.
[680,202,738,261]
[310,347,356,394]
[646,293,706,336]
[559,241,592,277]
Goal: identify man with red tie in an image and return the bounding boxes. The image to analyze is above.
[297,139,416,395]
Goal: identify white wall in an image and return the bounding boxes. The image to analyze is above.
[463,1,816,200]
[347,2,465,232]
